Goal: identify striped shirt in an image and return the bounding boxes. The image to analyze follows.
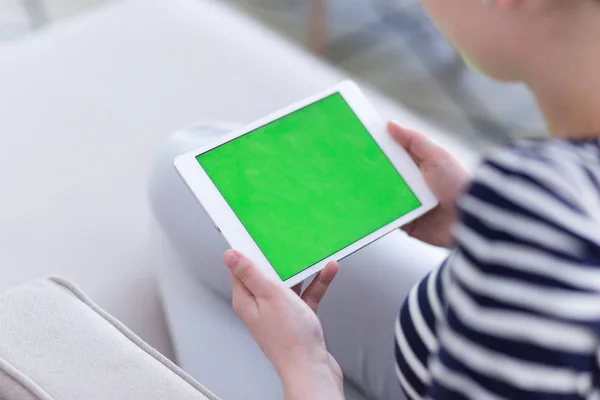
[395,138,600,399]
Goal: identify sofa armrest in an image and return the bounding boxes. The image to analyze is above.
[0,279,220,400]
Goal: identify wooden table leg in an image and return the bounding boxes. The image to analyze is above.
[308,0,326,55]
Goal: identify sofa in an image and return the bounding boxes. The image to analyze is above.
[0,0,476,398]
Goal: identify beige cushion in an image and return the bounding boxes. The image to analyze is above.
[0,278,219,400]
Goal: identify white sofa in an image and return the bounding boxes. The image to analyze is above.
[0,0,476,398]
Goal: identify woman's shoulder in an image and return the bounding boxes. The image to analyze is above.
[481,137,600,177]
[494,137,600,168]
[456,138,600,252]
[467,138,600,211]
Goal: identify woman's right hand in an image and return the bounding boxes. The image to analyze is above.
[388,121,471,248]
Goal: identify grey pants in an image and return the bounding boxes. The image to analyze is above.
[148,123,447,400]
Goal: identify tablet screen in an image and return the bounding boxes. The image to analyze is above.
[197,93,421,280]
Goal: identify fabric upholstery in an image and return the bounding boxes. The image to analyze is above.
[0,279,220,400]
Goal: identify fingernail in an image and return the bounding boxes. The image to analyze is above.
[223,250,239,267]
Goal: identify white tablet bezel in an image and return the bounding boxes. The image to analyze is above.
[175,81,438,287]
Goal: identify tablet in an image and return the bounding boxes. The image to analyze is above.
[175,81,437,288]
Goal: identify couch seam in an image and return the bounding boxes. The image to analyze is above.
[0,355,55,400]
[48,277,221,400]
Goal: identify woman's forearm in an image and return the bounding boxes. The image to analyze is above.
[281,363,345,400]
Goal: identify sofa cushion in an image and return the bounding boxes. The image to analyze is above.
[0,278,219,400]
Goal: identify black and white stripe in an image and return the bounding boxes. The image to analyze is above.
[395,139,600,399]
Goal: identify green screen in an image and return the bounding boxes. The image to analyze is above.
[197,93,421,280]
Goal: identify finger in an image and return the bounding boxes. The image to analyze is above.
[301,261,339,313]
[229,271,258,319]
[387,121,444,165]
[401,221,417,236]
[229,270,253,301]
[292,283,303,296]
[223,250,276,298]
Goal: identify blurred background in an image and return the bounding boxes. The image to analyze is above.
[0,0,545,147]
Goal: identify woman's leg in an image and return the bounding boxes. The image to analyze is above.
[321,230,447,399]
[148,123,447,400]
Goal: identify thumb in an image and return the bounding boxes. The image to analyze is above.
[223,250,276,298]
[387,121,445,165]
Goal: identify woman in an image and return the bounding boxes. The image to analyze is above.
[222,0,600,398]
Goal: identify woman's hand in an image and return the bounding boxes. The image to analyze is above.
[388,121,471,248]
[223,250,344,400]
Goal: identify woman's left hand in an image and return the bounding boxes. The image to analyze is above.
[222,250,344,400]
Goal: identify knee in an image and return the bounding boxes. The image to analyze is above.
[148,122,238,231]
[147,122,239,290]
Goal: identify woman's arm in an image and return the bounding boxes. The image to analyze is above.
[428,144,600,398]
[223,250,345,400]
[281,360,343,400]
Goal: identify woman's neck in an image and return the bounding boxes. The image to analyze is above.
[524,11,600,140]
[530,67,600,140]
